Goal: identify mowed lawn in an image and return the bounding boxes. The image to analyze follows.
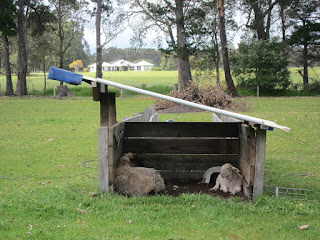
[0,96,319,239]
[1,67,319,95]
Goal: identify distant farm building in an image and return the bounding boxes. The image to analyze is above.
[88,59,154,72]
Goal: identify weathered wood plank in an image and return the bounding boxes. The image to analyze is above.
[253,128,266,197]
[99,127,109,193]
[239,156,255,185]
[212,113,222,122]
[160,170,204,180]
[132,154,239,171]
[108,122,125,192]
[108,92,117,126]
[239,124,256,166]
[124,138,240,154]
[125,122,240,138]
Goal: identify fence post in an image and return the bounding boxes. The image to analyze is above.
[253,127,266,197]
[98,84,116,194]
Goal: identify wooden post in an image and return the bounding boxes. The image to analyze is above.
[99,127,109,193]
[253,127,266,197]
[108,92,116,126]
[98,84,117,194]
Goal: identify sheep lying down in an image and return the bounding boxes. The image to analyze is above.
[114,153,166,197]
[209,163,243,195]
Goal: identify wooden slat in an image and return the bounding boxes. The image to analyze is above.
[160,171,204,180]
[253,128,267,197]
[108,122,125,192]
[131,154,239,171]
[124,122,240,138]
[239,157,255,185]
[98,127,109,193]
[124,138,239,154]
[239,124,256,166]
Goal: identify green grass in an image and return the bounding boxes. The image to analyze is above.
[1,68,319,96]
[0,96,319,239]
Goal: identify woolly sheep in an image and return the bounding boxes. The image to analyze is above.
[114,153,166,196]
[210,163,243,195]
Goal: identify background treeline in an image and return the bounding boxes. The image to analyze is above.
[0,0,319,96]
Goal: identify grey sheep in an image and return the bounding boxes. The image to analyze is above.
[114,153,166,196]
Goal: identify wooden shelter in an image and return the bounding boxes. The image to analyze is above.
[93,84,271,199]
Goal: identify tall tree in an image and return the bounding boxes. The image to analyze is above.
[49,0,84,86]
[241,0,279,40]
[16,0,28,96]
[93,0,126,78]
[287,0,319,89]
[96,0,103,79]
[218,0,238,97]
[0,0,17,96]
[134,0,206,88]
[16,0,54,95]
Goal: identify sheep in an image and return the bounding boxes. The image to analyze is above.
[210,163,243,195]
[114,153,166,196]
[202,166,222,184]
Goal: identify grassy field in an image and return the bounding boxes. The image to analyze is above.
[0,96,319,239]
[0,67,319,96]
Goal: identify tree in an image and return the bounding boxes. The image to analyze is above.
[69,59,84,72]
[94,0,127,78]
[16,0,28,96]
[287,0,319,89]
[16,0,54,95]
[160,54,178,71]
[241,0,280,40]
[49,0,85,85]
[133,0,206,88]
[232,39,291,95]
[0,0,17,96]
[218,0,239,97]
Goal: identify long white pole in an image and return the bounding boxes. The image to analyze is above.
[85,76,290,132]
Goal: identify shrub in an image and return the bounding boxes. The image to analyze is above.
[151,67,162,71]
[232,39,291,93]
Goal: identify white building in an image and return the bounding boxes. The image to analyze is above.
[88,59,155,72]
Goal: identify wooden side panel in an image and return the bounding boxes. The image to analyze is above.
[99,127,109,193]
[125,122,240,138]
[239,124,256,186]
[108,122,125,192]
[253,128,267,197]
[132,154,239,171]
[124,138,239,154]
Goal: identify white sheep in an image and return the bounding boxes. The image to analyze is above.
[202,166,222,184]
[210,163,243,195]
[114,153,166,196]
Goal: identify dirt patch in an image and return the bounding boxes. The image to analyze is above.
[164,178,248,201]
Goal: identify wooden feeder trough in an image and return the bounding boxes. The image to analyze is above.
[47,68,290,199]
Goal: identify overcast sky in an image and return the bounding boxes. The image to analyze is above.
[83,7,245,54]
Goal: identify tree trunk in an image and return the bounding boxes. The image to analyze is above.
[265,0,272,40]
[303,40,309,89]
[96,0,103,79]
[218,0,239,97]
[280,5,286,41]
[175,0,192,88]
[43,57,46,93]
[215,61,220,87]
[2,34,14,96]
[57,85,74,97]
[16,0,28,96]
[251,1,267,40]
[58,0,64,86]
